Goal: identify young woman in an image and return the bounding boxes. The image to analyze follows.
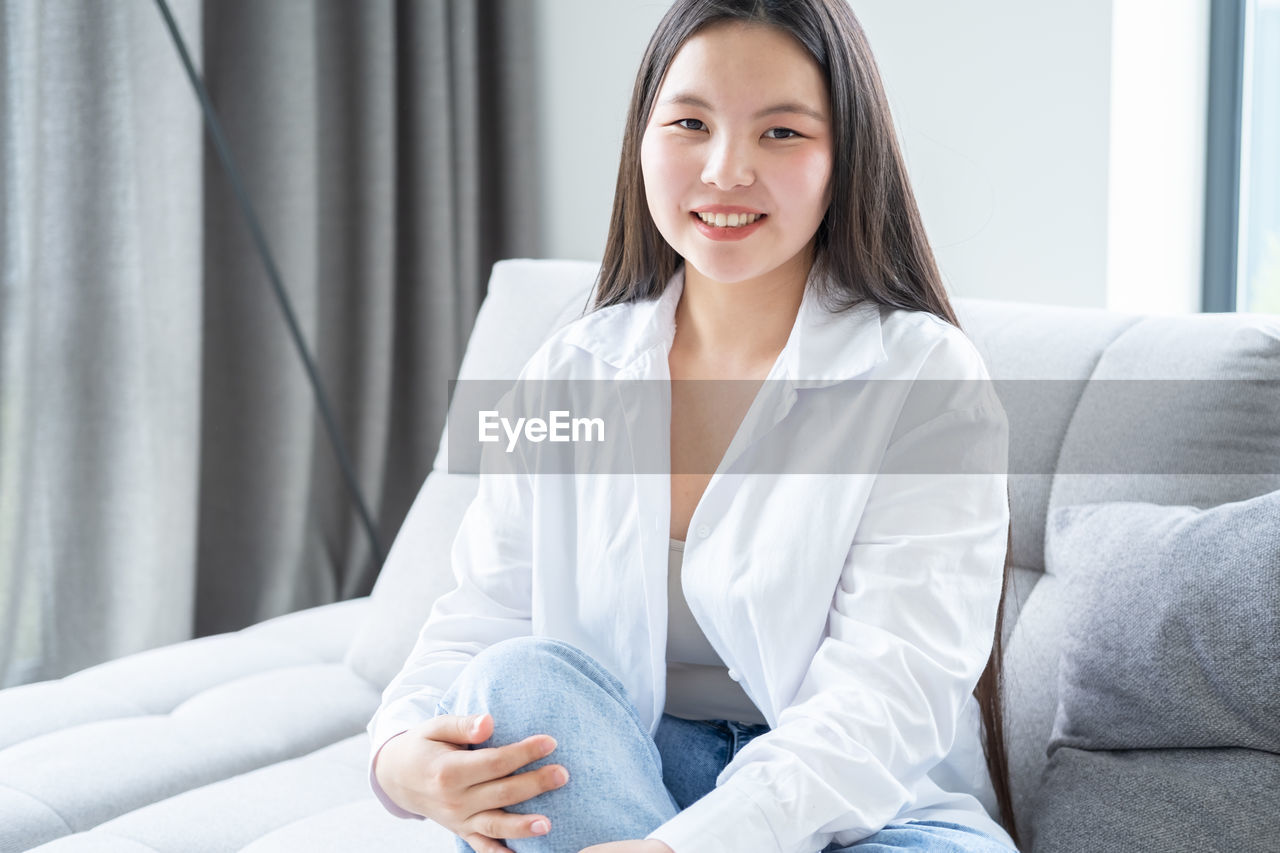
[368,2,1020,852]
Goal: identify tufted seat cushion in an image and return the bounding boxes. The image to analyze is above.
[0,600,375,850]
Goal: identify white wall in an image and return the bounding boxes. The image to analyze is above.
[849,1,1116,308]
[532,0,671,263]
[531,0,1209,312]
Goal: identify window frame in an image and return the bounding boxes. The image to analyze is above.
[1203,0,1247,312]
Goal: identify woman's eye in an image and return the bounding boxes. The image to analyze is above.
[765,127,800,140]
[675,118,705,131]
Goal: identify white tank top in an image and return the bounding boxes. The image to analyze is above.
[665,538,767,725]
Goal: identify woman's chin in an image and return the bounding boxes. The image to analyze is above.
[683,255,771,287]
[682,240,816,290]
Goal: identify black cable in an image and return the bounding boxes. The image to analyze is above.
[152,0,387,589]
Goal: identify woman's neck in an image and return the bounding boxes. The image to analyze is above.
[671,259,809,377]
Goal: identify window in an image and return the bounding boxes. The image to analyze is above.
[1205,0,1280,312]
[1239,0,1280,312]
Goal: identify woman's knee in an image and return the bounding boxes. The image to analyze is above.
[443,636,631,720]
[464,636,600,690]
[473,635,583,672]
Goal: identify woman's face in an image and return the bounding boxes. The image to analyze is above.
[641,21,833,288]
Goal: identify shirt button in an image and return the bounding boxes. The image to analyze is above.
[696,524,711,539]
[727,668,740,681]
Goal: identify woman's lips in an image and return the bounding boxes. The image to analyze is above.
[690,212,767,242]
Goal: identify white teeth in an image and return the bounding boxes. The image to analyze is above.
[696,212,761,227]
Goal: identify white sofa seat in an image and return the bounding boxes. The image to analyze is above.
[23,735,449,852]
[0,599,375,850]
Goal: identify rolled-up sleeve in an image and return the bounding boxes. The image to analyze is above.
[648,343,1011,853]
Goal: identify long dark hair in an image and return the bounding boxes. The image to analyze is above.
[591,0,1021,847]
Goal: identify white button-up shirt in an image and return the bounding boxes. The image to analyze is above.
[368,264,1013,853]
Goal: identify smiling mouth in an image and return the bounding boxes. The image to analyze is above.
[691,212,767,228]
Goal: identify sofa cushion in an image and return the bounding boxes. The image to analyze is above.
[1027,492,1280,852]
[0,663,380,851]
[350,260,596,690]
[345,471,479,690]
[0,599,374,852]
[22,736,442,852]
[1006,310,1280,831]
[1050,311,1280,509]
[1030,747,1280,853]
[240,798,453,853]
[0,598,368,751]
[952,298,1138,574]
[433,258,598,475]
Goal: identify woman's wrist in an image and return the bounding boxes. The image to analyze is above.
[373,731,420,815]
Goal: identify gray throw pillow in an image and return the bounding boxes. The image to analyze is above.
[1029,490,1280,853]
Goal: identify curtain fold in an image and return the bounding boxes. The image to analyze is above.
[0,0,538,686]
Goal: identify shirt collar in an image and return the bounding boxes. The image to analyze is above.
[563,262,887,387]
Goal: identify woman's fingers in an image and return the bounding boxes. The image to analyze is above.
[462,831,512,853]
[422,713,495,746]
[465,808,554,846]
[452,732,561,788]
[468,758,570,811]
[418,712,568,846]
[387,715,567,849]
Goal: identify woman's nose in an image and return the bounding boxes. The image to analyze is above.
[700,136,755,190]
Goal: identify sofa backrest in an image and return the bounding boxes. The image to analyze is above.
[981,304,1280,830]
[346,261,597,690]
[347,258,1280,834]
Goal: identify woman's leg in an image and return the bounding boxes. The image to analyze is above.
[651,715,730,810]
[652,717,1016,853]
[823,820,1019,852]
[434,636,680,853]
[653,716,769,811]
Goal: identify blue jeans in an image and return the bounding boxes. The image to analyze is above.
[436,637,1016,852]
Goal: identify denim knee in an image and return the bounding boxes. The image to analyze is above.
[470,636,586,681]
[437,636,643,735]
[437,637,680,851]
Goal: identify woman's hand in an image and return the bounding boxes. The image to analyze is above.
[374,712,570,853]
[580,842,675,853]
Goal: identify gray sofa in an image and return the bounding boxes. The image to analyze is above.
[2,258,1276,852]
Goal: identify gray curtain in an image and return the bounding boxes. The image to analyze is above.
[0,0,539,687]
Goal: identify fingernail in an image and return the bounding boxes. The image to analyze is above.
[471,714,485,734]
[531,819,549,835]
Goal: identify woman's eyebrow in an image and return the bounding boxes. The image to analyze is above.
[660,92,827,123]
